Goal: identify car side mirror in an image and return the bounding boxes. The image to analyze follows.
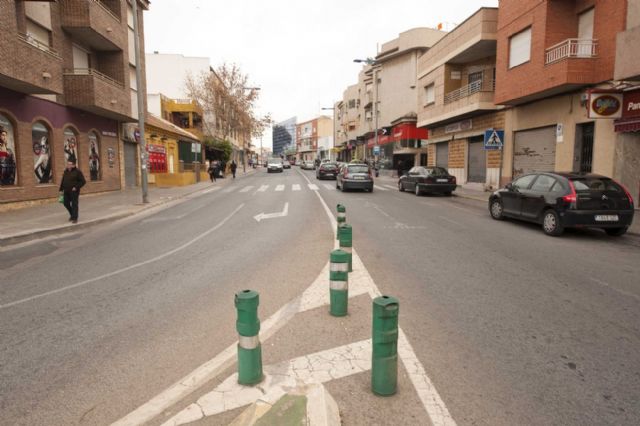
[505,183,513,190]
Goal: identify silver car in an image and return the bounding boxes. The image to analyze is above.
[267,157,283,173]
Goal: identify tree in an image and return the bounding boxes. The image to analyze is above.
[206,139,233,162]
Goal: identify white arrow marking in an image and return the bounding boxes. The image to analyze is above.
[275,184,285,192]
[308,184,319,191]
[253,202,289,222]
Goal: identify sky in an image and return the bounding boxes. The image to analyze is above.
[143,0,499,149]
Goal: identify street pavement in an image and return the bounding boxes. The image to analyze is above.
[1,167,639,425]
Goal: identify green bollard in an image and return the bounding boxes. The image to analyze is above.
[371,295,399,396]
[235,289,263,385]
[336,204,346,239]
[329,249,349,316]
[339,224,353,272]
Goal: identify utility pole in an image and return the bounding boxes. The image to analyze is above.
[132,0,148,203]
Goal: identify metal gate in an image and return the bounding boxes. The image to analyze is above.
[436,142,448,168]
[467,137,486,183]
[579,122,594,173]
[124,142,137,187]
[513,126,556,177]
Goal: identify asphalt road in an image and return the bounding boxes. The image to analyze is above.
[1,167,639,425]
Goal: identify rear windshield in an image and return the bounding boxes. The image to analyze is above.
[571,178,623,193]
[268,158,282,164]
[424,167,448,176]
[322,164,337,170]
[348,165,369,173]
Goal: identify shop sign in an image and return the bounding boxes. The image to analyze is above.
[621,90,640,119]
[588,92,622,119]
[445,119,472,134]
[148,144,166,154]
[102,130,117,138]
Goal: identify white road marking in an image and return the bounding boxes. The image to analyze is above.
[438,216,464,227]
[589,277,640,301]
[257,185,269,192]
[308,183,319,191]
[292,184,301,191]
[323,183,334,190]
[253,202,289,222]
[0,205,245,311]
[201,187,220,194]
[374,184,389,191]
[383,184,397,190]
[239,186,254,193]
[275,184,285,192]
[223,187,235,193]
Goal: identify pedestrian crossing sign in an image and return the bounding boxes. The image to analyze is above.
[484,129,504,150]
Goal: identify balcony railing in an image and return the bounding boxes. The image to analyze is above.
[444,79,495,104]
[18,33,61,59]
[90,0,121,22]
[545,38,598,64]
[63,68,124,88]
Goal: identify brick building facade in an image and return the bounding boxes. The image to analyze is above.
[0,0,149,206]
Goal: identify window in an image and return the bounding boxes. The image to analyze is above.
[513,174,536,190]
[63,127,78,165]
[0,114,18,186]
[88,131,101,181]
[348,99,356,109]
[509,27,531,68]
[531,175,556,192]
[424,84,435,105]
[32,122,52,184]
[72,44,90,70]
[26,19,51,49]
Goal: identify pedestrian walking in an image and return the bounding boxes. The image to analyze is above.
[59,159,86,223]
[230,160,237,179]
[207,161,216,182]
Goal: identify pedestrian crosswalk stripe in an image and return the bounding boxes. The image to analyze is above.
[323,183,334,190]
[239,186,254,193]
[308,184,319,191]
[374,185,388,191]
[292,184,301,191]
[275,184,285,192]
[223,187,235,193]
[383,184,397,190]
[257,185,269,192]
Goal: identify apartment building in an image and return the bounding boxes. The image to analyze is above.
[295,116,332,163]
[0,0,149,203]
[334,83,360,162]
[495,0,627,187]
[272,116,296,156]
[417,8,503,190]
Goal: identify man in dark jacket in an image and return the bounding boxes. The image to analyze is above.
[59,160,86,223]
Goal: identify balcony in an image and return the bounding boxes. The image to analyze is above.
[63,68,131,120]
[0,34,64,94]
[545,39,598,65]
[444,79,495,104]
[60,0,124,51]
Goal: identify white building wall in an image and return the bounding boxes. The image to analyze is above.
[145,53,211,99]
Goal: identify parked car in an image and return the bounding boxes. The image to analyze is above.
[289,158,296,166]
[267,157,284,173]
[336,163,374,192]
[488,172,635,236]
[398,166,457,196]
[301,160,315,170]
[316,162,338,180]
[283,160,291,169]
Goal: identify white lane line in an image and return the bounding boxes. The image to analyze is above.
[275,184,285,192]
[239,186,254,193]
[444,202,480,214]
[0,205,245,311]
[374,184,389,191]
[292,184,301,191]
[383,184,397,190]
[323,183,334,191]
[308,184,319,191]
[257,185,269,192]
[438,216,464,227]
[589,277,640,301]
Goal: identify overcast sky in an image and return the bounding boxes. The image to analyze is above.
[144,0,498,149]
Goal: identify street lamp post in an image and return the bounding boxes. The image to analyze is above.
[354,58,379,162]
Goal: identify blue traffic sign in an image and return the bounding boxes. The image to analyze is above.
[484,129,504,150]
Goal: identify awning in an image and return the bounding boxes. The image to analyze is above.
[366,123,428,148]
[614,117,640,132]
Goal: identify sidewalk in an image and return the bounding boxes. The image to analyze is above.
[0,169,256,247]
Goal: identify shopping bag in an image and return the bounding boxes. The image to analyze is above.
[58,193,64,203]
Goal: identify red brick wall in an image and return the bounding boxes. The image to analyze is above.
[496,0,626,105]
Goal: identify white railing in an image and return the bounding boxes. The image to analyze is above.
[18,33,61,59]
[545,38,597,64]
[64,68,125,88]
[444,79,495,104]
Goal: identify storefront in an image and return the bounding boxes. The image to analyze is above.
[613,88,640,205]
[1,87,121,206]
[366,122,428,175]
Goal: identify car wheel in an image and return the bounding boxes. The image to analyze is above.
[489,199,504,220]
[542,209,564,236]
[398,181,404,192]
[604,227,628,236]
[415,184,422,196]
[369,186,374,193]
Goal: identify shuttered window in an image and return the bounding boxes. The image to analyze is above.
[509,27,531,68]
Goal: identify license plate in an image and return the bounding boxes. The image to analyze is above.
[437,179,448,183]
[353,176,365,180]
[595,215,618,222]
[325,174,334,177]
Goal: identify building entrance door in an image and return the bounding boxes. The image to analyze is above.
[467,137,486,183]
[124,142,138,187]
[436,142,449,168]
[574,122,594,173]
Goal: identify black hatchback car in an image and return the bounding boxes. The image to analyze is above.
[398,166,457,195]
[316,162,338,180]
[489,172,635,236]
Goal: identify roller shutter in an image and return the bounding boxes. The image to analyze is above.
[436,142,449,168]
[467,137,486,183]
[513,126,556,177]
